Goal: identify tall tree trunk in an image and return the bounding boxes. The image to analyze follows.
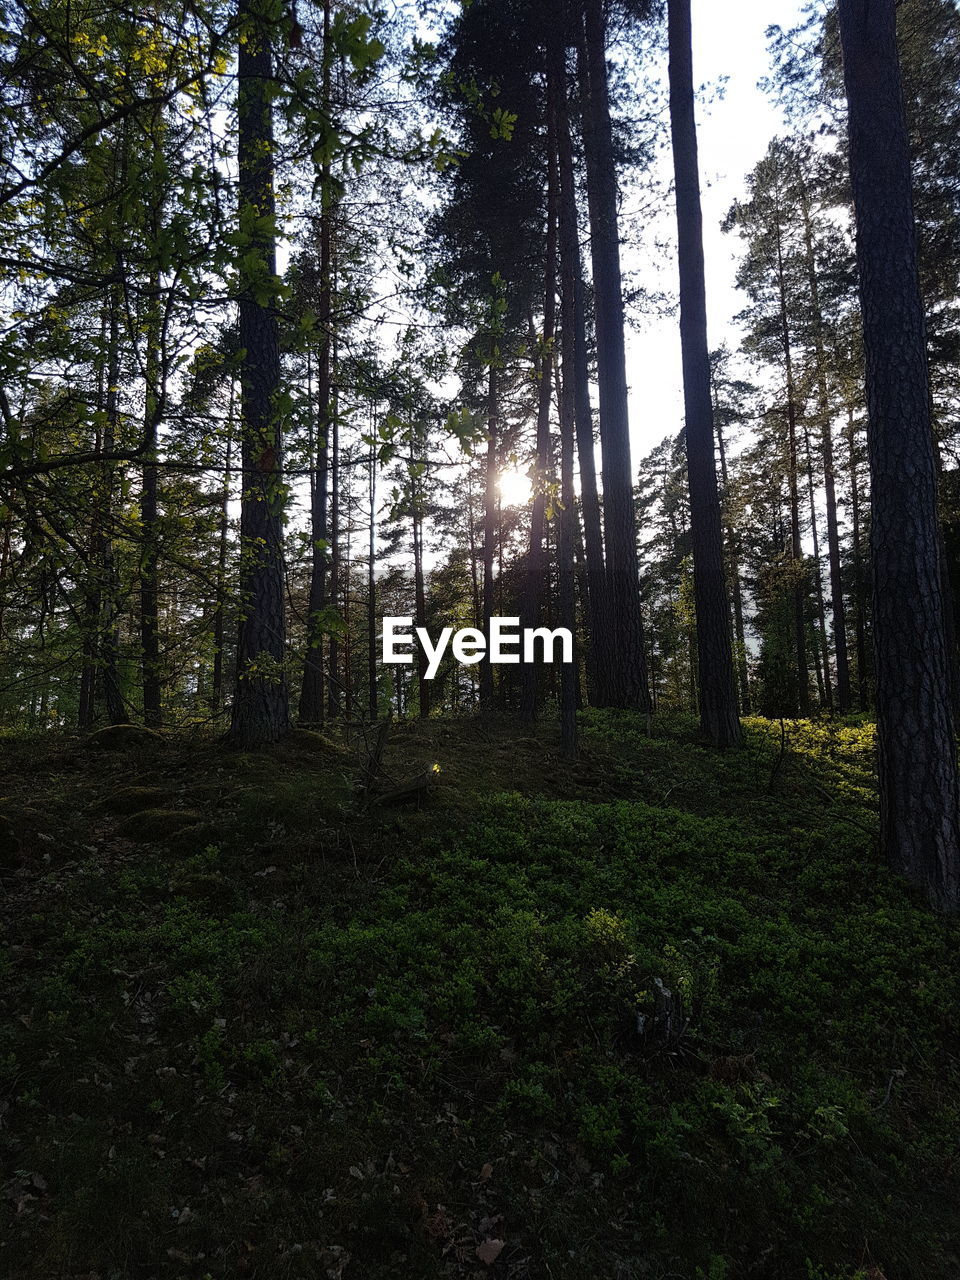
[140,290,163,727]
[411,441,430,719]
[520,81,558,725]
[801,420,833,710]
[479,362,498,710]
[101,297,128,726]
[556,47,606,706]
[343,486,353,720]
[466,465,481,630]
[327,389,341,719]
[211,392,234,714]
[228,0,289,747]
[667,0,741,747]
[846,407,870,708]
[551,31,577,758]
[799,181,852,710]
[580,2,650,713]
[714,414,751,712]
[368,433,377,720]
[839,0,960,910]
[775,223,810,715]
[79,315,108,730]
[299,0,334,727]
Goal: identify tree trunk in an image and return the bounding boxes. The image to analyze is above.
[368,433,377,720]
[228,0,290,747]
[327,388,341,719]
[101,297,128,727]
[550,31,577,757]
[520,80,558,725]
[801,419,833,710]
[299,0,333,727]
[667,0,741,747]
[211,392,234,714]
[846,408,870,708]
[412,440,430,719]
[799,181,852,710]
[714,414,751,713]
[775,222,810,715]
[140,291,163,727]
[556,45,606,706]
[479,362,498,710]
[580,1,650,713]
[839,0,960,910]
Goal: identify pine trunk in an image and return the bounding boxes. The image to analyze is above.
[667,0,742,747]
[299,0,333,727]
[479,363,498,710]
[520,79,558,725]
[228,0,290,747]
[839,0,960,910]
[580,1,650,712]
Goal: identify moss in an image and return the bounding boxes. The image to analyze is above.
[284,727,352,756]
[117,808,209,843]
[83,724,166,751]
[1,715,957,1280]
[98,785,175,814]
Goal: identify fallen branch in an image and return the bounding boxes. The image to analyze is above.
[370,765,441,807]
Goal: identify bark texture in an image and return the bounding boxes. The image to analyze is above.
[581,0,650,712]
[839,0,960,910]
[667,0,742,747]
[228,0,290,747]
[520,66,558,725]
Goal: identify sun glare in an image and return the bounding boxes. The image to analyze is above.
[498,467,532,507]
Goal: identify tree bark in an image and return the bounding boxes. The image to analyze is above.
[775,222,810,716]
[367,433,377,720]
[228,0,290,747]
[100,297,129,727]
[520,74,558,725]
[799,179,852,710]
[839,0,960,910]
[299,0,333,727]
[714,413,751,713]
[211,392,234,714]
[327,386,341,719]
[580,1,650,713]
[549,28,577,755]
[667,0,741,747]
[556,44,606,706]
[846,407,870,709]
[412,437,430,719]
[140,290,163,727]
[479,362,498,710]
[801,419,833,710]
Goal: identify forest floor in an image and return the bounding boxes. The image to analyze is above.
[0,711,958,1280]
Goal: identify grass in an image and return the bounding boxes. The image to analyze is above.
[0,712,957,1279]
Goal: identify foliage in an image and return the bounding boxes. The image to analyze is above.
[0,714,956,1277]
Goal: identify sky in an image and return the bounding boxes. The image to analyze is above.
[625,0,809,463]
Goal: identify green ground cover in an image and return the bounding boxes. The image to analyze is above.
[0,713,956,1279]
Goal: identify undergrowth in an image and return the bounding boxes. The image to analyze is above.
[0,713,956,1279]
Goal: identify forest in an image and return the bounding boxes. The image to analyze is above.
[1,0,960,1276]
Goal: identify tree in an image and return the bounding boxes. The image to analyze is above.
[667,0,741,747]
[838,0,960,910]
[228,0,290,747]
[580,0,651,713]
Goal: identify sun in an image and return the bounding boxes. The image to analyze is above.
[498,467,532,507]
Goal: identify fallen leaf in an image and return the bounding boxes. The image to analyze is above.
[477,1238,504,1265]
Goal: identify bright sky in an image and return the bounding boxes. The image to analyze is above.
[626,0,808,462]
